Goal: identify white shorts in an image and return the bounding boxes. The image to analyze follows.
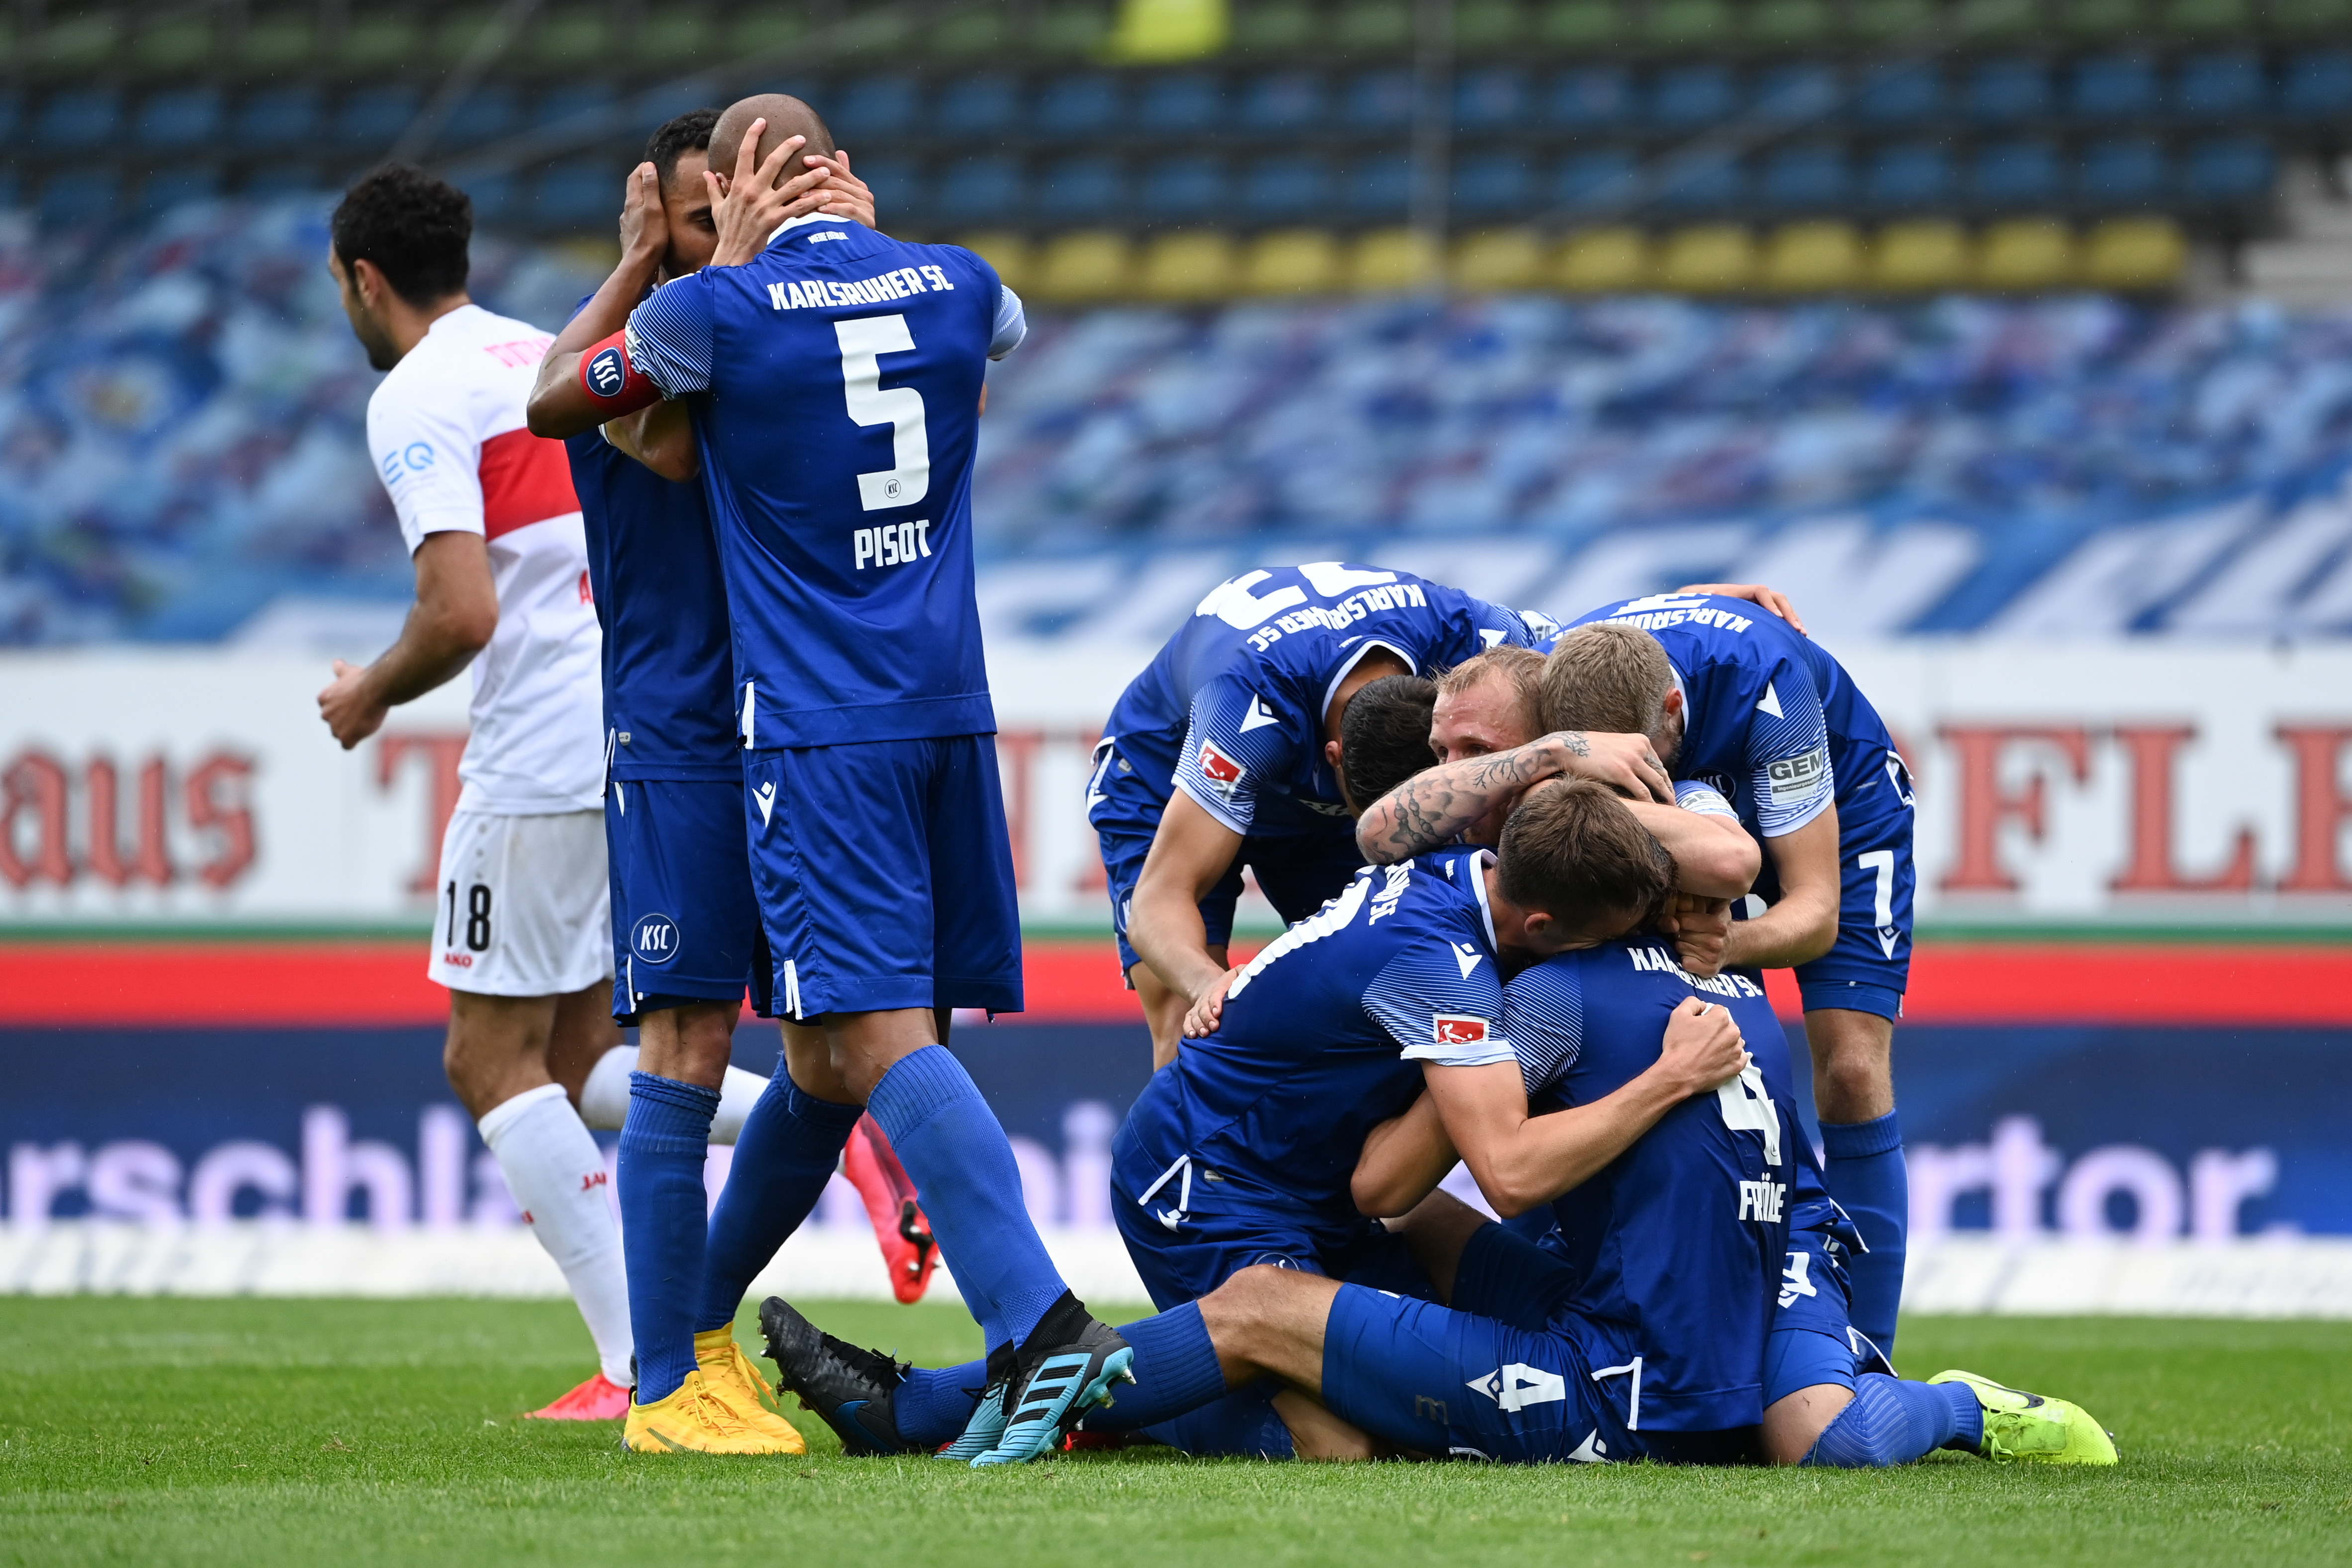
[427,808,611,997]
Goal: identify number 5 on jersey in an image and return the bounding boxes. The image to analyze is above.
[837,315,929,512]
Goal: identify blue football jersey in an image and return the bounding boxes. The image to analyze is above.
[1120,847,1506,1224]
[564,299,738,779]
[625,217,1022,748]
[1565,593,1906,851]
[1102,564,1555,839]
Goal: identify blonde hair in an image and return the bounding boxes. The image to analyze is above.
[1434,646,1544,742]
[1539,623,1676,750]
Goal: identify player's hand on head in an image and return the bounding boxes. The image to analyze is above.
[1658,894,1732,979]
[1658,997,1748,1094]
[617,161,669,264]
[316,658,386,751]
[802,149,878,230]
[1675,582,1808,637]
[1182,966,1241,1038]
[707,120,808,267]
[1547,730,1673,804]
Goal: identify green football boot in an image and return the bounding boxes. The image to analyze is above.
[1928,1369,2118,1465]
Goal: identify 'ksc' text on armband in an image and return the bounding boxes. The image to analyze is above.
[766,266,957,311]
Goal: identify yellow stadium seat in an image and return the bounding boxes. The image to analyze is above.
[1034,231,1134,302]
[2081,216,2186,289]
[958,232,1034,294]
[1138,231,1240,301]
[1242,228,1343,295]
[1759,222,1864,292]
[1870,220,1971,290]
[1453,228,1547,292]
[1555,228,1652,291]
[1657,225,1755,292]
[1352,227,1444,291]
[1976,218,2075,290]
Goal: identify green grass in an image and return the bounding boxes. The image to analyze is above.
[1,1299,2348,1567]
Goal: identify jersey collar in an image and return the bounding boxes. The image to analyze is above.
[765,212,869,248]
[1466,848,1501,953]
[1320,638,1416,732]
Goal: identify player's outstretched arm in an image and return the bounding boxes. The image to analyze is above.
[1676,581,1808,636]
[1355,732,1674,864]
[1622,798,1759,899]
[1129,790,1248,1018]
[1720,805,1843,970]
[1425,1000,1749,1217]
[528,162,672,440]
[316,531,497,749]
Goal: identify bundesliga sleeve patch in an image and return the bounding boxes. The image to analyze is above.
[1433,1014,1491,1046]
[1768,744,1829,805]
[1195,740,1247,791]
[577,329,659,413]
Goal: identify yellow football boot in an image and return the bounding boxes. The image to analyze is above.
[696,1326,782,1413]
[623,1369,808,1455]
[1928,1369,2118,1465]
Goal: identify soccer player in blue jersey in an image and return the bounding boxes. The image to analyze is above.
[527,94,1124,1466]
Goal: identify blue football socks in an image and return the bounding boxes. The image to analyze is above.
[894,1358,989,1447]
[617,1071,719,1404]
[1820,1110,1908,1361]
[1137,1385,1296,1459]
[695,1063,863,1334]
[1803,1374,1981,1467]
[1082,1303,1229,1431]
[896,1302,1232,1448]
[865,1046,1068,1352]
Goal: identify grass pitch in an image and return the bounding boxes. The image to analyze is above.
[0,1297,2346,1567]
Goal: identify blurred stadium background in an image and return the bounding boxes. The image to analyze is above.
[2,0,2350,1313]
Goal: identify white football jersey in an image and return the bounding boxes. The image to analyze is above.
[367,304,603,815]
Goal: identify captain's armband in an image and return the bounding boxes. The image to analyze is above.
[577,330,662,416]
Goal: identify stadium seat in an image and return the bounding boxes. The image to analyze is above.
[1137,72,1225,134]
[1556,149,1642,212]
[531,7,612,66]
[1972,139,2064,206]
[2272,0,2352,32]
[1659,225,1755,291]
[2159,0,2252,31]
[2069,55,2159,119]
[631,83,710,139]
[1870,219,1970,288]
[2182,135,2276,201]
[1232,1,1317,50]
[532,86,618,136]
[1240,229,1343,294]
[1753,64,1840,124]
[1028,4,1116,56]
[1555,227,1652,290]
[1140,154,1224,219]
[1954,0,2038,38]
[1655,148,1746,210]
[335,87,422,149]
[729,11,808,54]
[1455,151,1536,212]
[636,11,711,65]
[926,7,1007,56]
[34,90,120,149]
[1352,228,1443,290]
[336,13,423,69]
[457,172,518,217]
[1336,1,1415,50]
[1536,0,1628,47]
[2173,52,2266,121]
[235,12,314,69]
[238,164,323,196]
[1039,156,1129,220]
[136,90,223,149]
[1855,63,1944,125]
[1643,0,1735,46]
[2063,0,2146,38]
[2082,214,2186,284]
[1242,155,1333,216]
[1760,220,1865,289]
[141,166,221,213]
[39,171,118,226]
[1455,0,1530,48]
[231,88,321,150]
[1239,72,1325,132]
[1452,227,1548,290]
[1455,68,1530,129]
[32,12,119,70]
[1649,66,1737,128]
[532,163,613,230]
[1034,231,1132,302]
[132,18,215,74]
[937,75,1022,136]
[2280,52,2352,121]
[833,76,920,139]
[1039,74,1125,135]
[0,94,17,144]
[935,155,1027,220]
[1547,67,1635,129]
[1343,69,1416,130]
[1744,0,1835,48]
[1966,59,2053,123]
[1344,158,1414,215]
[1864,143,1954,207]
[957,231,1032,290]
[1759,143,1851,207]
[2076,137,2166,204]
[1976,218,2075,288]
[1847,0,1936,38]
[435,9,504,66]
[851,157,924,218]
[440,87,519,148]
[1138,231,1239,300]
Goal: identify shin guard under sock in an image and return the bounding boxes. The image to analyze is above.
[894,1358,989,1448]
[1821,1110,1908,1361]
[1803,1374,1980,1467]
[617,1072,718,1403]
[478,1083,634,1385]
[694,1067,862,1333]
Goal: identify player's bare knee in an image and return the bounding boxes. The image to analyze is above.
[1763,1383,1854,1465]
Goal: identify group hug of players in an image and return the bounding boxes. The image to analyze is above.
[319,90,2116,1468]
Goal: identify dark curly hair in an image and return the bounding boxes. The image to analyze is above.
[330,164,471,307]
[645,108,721,187]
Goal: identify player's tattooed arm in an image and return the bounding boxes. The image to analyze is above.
[526,162,672,439]
[1354,731,1674,863]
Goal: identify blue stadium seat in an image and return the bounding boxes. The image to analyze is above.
[532,163,613,229]
[848,156,923,216]
[634,82,720,138]
[831,76,919,138]
[2172,52,2265,121]
[1655,147,1745,209]
[2077,136,2167,202]
[1137,71,1223,134]
[532,85,617,132]
[1344,157,1412,214]
[1649,65,1736,127]
[1971,138,2063,205]
[1454,149,1534,211]
[1238,72,1324,132]
[456,172,518,218]
[239,164,323,197]
[1140,153,1223,217]
[1854,63,1943,124]
[934,154,1026,219]
[1038,74,1124,135]
[1342,69,1415,130]
[2182,135,2275,200]
[1753,63,1839,124]
[232,88,319,149]
[1038,155,1128,219]
[1454,68,1529,129]
[35,90,121,148]
[2279,51,2352,120]
[1547,67,1634,130]
[1965,59,2051,123]
[40,172,119,225]
[1555,148,1641,211]
[2069,55,2159,119]
[1864,141,1953,206]
[440,86,518,146]
[334,86,421,147]
[1758,142,1850,207]
[0,94,17,143]
[137,90,223,148]
[142,167,221,214]
[1240,154,1331,215]
[936,74,1020,136]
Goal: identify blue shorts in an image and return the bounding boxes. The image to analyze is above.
[745,736,1022,1017]
[1090,738,1367,976]
[604,776,770,1022]
[1766,1220,1874,1403]
[1792,769,1915,1019]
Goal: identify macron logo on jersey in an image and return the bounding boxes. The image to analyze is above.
[1239,697,1281,733]
[1197,741,1246,789]
[1452,942,1484,978]
[1434,1014,1490,1047]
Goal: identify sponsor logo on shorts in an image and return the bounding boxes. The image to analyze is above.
[631,912,682,967]
[441,952,473,968]
[752,781,777,827]
[1434,1014,1489,1047]
[1196,740,1245,789]
[585,345,629,398]
[1466,1363,1566,1413]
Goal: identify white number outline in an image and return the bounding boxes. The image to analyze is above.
[835,314,929,511]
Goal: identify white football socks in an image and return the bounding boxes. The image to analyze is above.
[477,1083,634,1386]
[577,1044,766,1145]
